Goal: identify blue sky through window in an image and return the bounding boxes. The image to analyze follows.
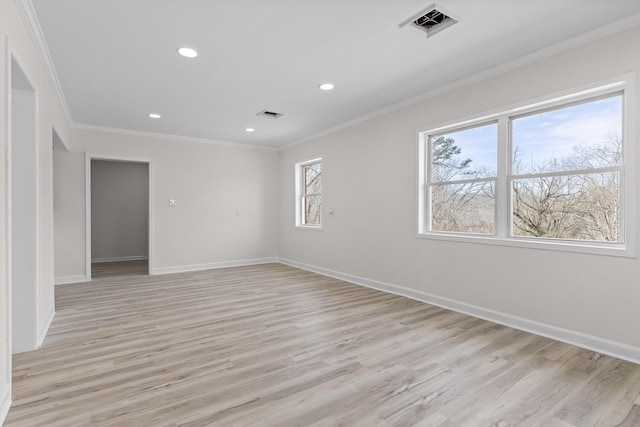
[437,123,497,177]
[434,94,622,177]
[513,95,622,173]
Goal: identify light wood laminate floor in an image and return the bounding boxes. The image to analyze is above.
[91,260,149,279]
[6,263,640,426]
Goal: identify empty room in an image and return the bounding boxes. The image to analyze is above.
[2,1,640,426]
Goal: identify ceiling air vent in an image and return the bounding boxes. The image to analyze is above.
[400,4,459,38]
[257,110,283,119]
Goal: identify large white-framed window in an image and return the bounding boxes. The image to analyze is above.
[295,158,323,228]
[418,76,636,257]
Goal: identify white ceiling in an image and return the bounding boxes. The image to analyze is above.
[31,0,640,148]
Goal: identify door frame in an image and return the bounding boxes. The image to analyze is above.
[84,154,154,280]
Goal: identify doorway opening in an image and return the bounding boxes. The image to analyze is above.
[85,157,153,280]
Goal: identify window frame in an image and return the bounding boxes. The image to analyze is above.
[295,157,323,230]
[417,75,636,257]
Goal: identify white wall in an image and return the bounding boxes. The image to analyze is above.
[91,159,148,262]
[1,0,71,421]
[53,128,279,277]
[53,149,85,280]
[278,26,640,360]
[10,87,37,353]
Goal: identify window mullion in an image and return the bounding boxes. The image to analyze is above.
[510,165,621,180]
[431,176,496,186]
[496,116,509,238]
[425,135,433,233]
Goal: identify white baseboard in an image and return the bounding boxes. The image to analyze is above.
[278,258,640,365]
[153,257,278,275]
[91,255,148,263]
[38,309,55,347]
[54,275,88,285]
[0,385,11,426]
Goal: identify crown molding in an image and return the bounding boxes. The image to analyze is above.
[14,0,73,123]
[71,123,278,151]
[281,11,640,150]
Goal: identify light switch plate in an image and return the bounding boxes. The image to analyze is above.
[169,199,177,207]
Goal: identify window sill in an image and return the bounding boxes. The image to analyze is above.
[416,232,635,258]
[296,225,323,231]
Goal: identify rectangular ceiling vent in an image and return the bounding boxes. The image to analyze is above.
[399,4,459,38]
[257,110,283,119]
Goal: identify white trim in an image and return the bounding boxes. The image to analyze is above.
[13,0,73,123]
[153,257,278,275]
[148,161,155,276]
[72,123,277,151]
[0,385,11,427]
[415,232,629,257]
[37,308,54,347]
[54,275,88,285]
[278,258,640,365]
[496,117,509,238]
[622,74,637,258]
[49,126,59,346]
[86,155,154,280]
[85,153,151,164]
[509,166,621,181]
[3,35,13,412]
[294,225,324,232]
[417,131,427,234]
[431,176,496,187]
[281,12,640,150]
[34,72,41,353]
[91,255,148,263]
[84,154,91,281]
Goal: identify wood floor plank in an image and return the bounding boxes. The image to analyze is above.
[5,261,640,426]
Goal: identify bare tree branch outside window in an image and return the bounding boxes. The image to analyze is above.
[427,93,623,243]
[511,135,621,241]
[430,123,497,234]
[302,161,322,226]
[509,93,622,242]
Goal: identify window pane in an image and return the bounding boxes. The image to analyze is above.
[304,163,321,194]
[512,172,619,241]
[431,123,497,182]
[431,181,495,234]
[512,95,622,174]
[303,195,322,226]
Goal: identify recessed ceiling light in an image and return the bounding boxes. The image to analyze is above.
[319,83,334,91]
[245,128,255,132]
[148,113,161,119]
[177,47,198,58]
